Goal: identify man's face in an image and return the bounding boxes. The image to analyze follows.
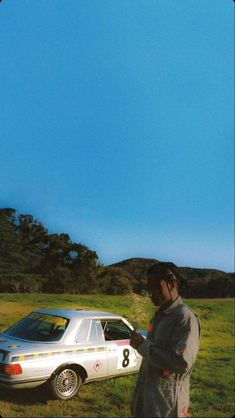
[147,275,172,306]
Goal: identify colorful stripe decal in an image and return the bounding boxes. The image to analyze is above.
[11,346,108,362]
[116,340,130,346]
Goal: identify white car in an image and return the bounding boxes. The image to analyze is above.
[0,309,144,399]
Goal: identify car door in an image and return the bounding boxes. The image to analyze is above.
[75,318,108,379]
[101,319,139,376]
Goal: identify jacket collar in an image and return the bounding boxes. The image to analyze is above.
[157,296,183,315]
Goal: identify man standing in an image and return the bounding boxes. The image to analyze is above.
[130,262,200,418]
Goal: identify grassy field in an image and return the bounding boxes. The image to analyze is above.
[0,293,234,418]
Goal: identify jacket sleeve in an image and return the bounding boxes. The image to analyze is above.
[137,312,196,374]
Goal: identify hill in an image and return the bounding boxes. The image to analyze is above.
[109,258,235,297]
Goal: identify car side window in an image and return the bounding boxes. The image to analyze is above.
[89,320,104,343]
[101,320,131,341]
[75,319,91,342]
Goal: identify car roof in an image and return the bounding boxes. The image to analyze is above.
[33,309,122,320]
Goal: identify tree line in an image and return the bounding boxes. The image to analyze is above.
[0,208,131,294]
[0,208,234,297]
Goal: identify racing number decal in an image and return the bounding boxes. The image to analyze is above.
[122,348,130,367]
[116,342,137,370]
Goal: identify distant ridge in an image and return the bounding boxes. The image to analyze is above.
[108,258,234,297]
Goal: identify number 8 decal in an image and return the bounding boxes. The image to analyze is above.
[122,348,130,367]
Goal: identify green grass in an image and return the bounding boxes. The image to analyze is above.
[0,294,234,418]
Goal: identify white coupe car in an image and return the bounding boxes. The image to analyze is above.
[0,309,144,400]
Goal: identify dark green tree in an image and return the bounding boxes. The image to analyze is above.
[0,208,26,273]
[97,267,133,295]
[70,243,100,293]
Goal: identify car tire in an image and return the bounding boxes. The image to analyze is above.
[49,366,82,400]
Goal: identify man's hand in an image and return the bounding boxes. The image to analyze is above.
[130,330,145,349]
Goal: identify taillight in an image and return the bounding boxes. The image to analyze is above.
[4,364,22,375]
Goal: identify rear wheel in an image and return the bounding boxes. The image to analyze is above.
[49,367,82,400]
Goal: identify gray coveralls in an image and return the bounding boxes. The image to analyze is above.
[132,296,200,418]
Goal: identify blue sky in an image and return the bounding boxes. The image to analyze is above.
[0,1,234,272]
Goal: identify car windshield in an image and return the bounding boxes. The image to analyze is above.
[4,312,69,342]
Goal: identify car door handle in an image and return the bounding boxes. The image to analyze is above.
[108,347,117,352]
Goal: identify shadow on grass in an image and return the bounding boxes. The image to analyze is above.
[0,383,50,405]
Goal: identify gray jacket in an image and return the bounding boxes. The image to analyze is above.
[132,297,200,418]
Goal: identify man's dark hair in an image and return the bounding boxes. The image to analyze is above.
[147,261,184,291]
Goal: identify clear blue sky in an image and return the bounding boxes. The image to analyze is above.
[0,1,234,272]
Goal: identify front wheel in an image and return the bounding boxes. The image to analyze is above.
[49,367,82,400]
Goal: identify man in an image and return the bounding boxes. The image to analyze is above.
[130,262,200,418]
